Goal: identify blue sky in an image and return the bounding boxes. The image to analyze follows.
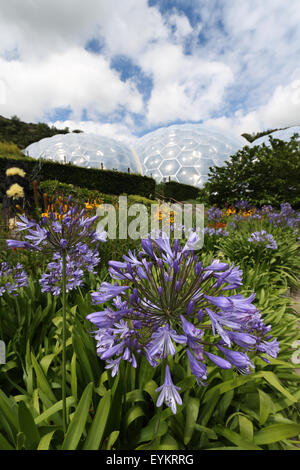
[0,0,300,144]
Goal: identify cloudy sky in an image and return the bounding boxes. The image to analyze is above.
[0,0,300,143]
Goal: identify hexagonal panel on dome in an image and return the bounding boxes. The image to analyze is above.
[25,133,142,174]
[135,123,246,187]
[176,167,201,186]
[159,158,181,176]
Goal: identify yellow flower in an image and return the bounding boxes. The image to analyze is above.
[6,167,26,178]
[225,207,236,216]
[6,183,24,199]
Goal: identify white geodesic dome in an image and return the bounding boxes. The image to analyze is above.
[134,124,247,187]
[250,126,300,147]
[25,133,142,173]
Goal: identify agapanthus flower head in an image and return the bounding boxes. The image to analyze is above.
[6,195,106,255]
[39,242,101,295]
[248,230,277,250]
[0,261,28,296]
[268,203,300,230]
[235,200,250,211]
[87,232,279,414]
[207,206,222,222]
[204,227,229,237]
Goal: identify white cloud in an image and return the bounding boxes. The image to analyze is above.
[52,119,138,146]
[205,76,300,136]
[140,43,233,124]
[0,48,143,121]
[0,0,300,139]
[167,13,194,41]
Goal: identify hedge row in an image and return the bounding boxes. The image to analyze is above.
[0,156,156,200]
[156,180,200,201]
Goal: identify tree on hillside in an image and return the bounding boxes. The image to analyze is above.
[241,127,288,143]
[0,114,73,149]
[199,134,300,208]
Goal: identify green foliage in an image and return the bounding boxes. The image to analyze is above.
[157,181,200,202]
[0,197,300,450]
[0,156,156,200]
[216,222,300,288]
[199,135,300,208]
[242,127,289,143]
[0,114,70,149]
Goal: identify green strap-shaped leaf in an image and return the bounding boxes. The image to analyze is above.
[138,418,168,444]
[254,424,300,445]
[72,333,95,385]
[37,430,56,450]
[30,353,56,403]
[105,431,120,450]
[70,352,77,401]
[126,389,146,403]
[0,389,18,433]
[62,382,93,450]
[214,425,262,450]
[258,371,297,403]
[18,401,40,450]
[184,397,200,445]
[193,424,217,439]
[203,375,254,403]
[239,415,254,442]
[143,380,159,404]
[199,391,220,426]
[158,433,179,450]
[0,432,14,450]
[83,390,111,450]
[258,388,273,425]
[34,396,76,425]
[125,405,146,429]
[40,354,57,376]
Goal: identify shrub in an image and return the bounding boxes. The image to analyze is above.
[0,156,156,201]
[156,180,200,201]
[201,134,300,208]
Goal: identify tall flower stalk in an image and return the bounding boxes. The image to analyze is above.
[61,250,67,432]
[87,231,279,414]
[6,196,106,432]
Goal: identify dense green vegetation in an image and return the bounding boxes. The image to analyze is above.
[0,115,77,149]
[241,127,289,143]
[0,116,300,451]
[156,180,200,202]
[199,135,300,208]
[0,201,299,450]
[0,154,156,201]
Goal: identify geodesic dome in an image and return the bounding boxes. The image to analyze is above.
[250,126,300,147]
[134,124,247,187]
[25,133,142,173]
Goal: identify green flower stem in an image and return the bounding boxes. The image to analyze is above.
[62,249,67,433]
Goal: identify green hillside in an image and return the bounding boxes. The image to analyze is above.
[0,114,82,149]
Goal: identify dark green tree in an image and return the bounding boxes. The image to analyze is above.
[199,134,300,208]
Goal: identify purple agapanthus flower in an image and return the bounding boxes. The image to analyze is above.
[0,262,28,296]
[207,206,222,222]
[86,232,279,414]
[248,230,277,250]
[155,365,182,414]
[39,242,100,295]
[7,196,106,255]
